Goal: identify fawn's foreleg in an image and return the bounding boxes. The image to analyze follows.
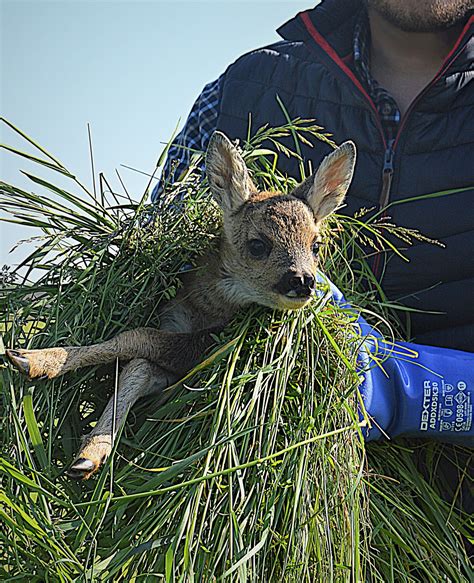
[6,327,215,379]
[67,358,176,480]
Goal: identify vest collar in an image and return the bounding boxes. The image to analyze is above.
[277,0,361,57]
[278,2,473,119]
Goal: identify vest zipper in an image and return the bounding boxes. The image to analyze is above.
[377,34,468,211]
[379,18,471,208]
[379,139,395,209]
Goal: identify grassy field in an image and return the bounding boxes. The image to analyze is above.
[0,118,472,581]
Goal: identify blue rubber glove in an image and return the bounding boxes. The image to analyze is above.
[316,273,474,445]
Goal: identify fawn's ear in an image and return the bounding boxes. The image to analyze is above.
[292,141,356,220]
[206,131,256,212]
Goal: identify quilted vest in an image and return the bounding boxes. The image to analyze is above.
[215,0,474,351]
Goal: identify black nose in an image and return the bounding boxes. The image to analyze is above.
[276,271,316,297]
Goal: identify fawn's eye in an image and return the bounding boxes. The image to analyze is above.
[312,240,321,256]
[247,238,270,259]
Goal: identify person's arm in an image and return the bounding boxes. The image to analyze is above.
[151,75,224,203]
[317,273,474,445]
[361,339,473,444]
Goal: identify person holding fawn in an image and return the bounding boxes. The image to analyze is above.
[152,0,474,518]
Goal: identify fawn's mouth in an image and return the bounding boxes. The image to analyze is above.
[276,293,313,310]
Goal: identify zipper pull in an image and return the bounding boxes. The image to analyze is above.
[379,139,395,209]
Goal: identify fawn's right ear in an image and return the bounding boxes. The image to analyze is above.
[206,132,256,212]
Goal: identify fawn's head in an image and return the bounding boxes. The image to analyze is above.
[206,132,356,310]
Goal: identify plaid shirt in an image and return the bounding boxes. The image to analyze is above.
[151,77,222,202]
[151,11,401,202]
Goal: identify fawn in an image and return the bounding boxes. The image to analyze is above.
[6,132,356,480]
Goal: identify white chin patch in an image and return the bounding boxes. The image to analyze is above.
[285,289,315,300]
[277,295,310,310]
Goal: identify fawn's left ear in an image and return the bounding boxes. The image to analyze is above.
[293,141,356,220]
[206,132,256,212]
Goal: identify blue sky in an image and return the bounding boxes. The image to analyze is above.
[1,0,311,267]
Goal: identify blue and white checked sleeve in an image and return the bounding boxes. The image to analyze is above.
[151,76,223,203]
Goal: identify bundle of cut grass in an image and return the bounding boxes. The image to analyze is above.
[0,119,471,582]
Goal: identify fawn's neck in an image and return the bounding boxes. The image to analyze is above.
[189,255,250,328]
[163,238,250,333]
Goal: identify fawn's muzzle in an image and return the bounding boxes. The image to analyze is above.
[275,271,316,298]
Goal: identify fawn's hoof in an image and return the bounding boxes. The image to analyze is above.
[6,349,32,378]
[66,458,98,481]
[5,347,67,379]
[66,434,112,480]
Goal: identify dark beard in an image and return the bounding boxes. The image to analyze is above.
[366,0,473,33]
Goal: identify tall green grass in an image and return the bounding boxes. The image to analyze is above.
[0,118,471,581]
